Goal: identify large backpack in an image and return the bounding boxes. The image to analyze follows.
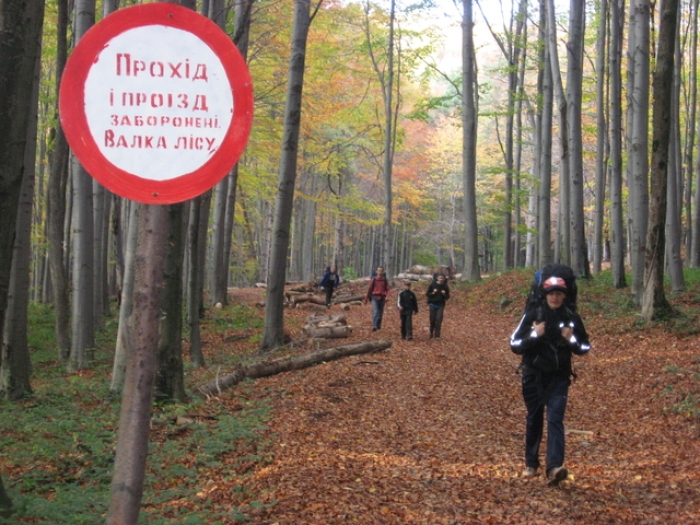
[523,263,577,317]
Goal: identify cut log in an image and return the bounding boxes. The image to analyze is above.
[333,293,365,303]
[302,325,352,339]
[304,313,347,327]
[197,339,393,397]
[289,293,326,307]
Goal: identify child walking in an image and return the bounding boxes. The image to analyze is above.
[397,280,419,340]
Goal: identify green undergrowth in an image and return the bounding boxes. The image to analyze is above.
[1,302,270,524]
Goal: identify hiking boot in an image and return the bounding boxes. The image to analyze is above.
[547,466,568,486]
[522,467,537,477]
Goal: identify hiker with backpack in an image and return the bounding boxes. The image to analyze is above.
[510,268,591,486]
[363,266,391,331]
[319,265,341,308]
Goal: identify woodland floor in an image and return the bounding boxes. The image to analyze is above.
[192,273,700,525]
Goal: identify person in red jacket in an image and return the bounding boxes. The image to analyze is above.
[363,266,391,331]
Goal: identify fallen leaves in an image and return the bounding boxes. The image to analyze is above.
[192,279,700,524]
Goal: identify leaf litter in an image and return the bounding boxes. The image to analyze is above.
[198,276,700,525]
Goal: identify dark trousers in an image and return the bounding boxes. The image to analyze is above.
[522,372,570,473]
[323,286,334,306]
[429,305,444,337]
[400,312,414,339]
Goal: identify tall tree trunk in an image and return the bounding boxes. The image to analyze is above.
[209,175,229,305]
[462,0,480,281]
[69,0,97,372]
[628,0,650,306]
[666,5,685,293]
[186,196,207,368]
[566,0,588,277]
[106,205,168,525]
[111,202,138,393]
[642,0,677,320]
[260,0,313,351]
[688,0,700,266]
[92,179,106,329]
[538,2,554,267]
[156,204,186,402]
[609,0,627,288]
[593,0,608,275]
[0,0,46,512]
[1,51,41,400]
[545,0,569,265]
[513,0,528,268]
[47,0,71,359]
[382,0,396,279]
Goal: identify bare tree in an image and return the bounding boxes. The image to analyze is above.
[642,0,678,320]
[1,53,41,400]
[69,0,97,371]
[628,0,651,306]
[537,0,554,267]
[609,0,627,288]
[260,0,319,351]
[47,0,71,359]
[593,0,608,275]
[0,0,46,512]
[666,4,685,293]
[567,0,588,277]
[462,0,480,281]
[106,205,169,525]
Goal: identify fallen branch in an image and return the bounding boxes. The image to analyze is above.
[198,339,392,397]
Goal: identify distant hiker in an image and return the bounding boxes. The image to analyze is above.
[397,280,419,340]
[363,266,391,331]
[510,275,591,486]
[426,273,449,339]
[319,265,340,308]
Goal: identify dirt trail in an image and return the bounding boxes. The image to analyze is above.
[223,279,700,524]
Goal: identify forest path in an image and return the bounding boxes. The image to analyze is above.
[224,277,700,524]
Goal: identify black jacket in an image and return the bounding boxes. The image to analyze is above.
[510,305,590,376]
[426,281,450,306]
[397,289,419,314]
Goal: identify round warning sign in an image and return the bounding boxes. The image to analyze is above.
[60,2,253,204]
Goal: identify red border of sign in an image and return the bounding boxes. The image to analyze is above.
[59,2,253,204]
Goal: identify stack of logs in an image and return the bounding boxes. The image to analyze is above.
[285,282,364,310]
[302,313,352,339]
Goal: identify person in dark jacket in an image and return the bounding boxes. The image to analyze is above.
[363,266,391,331]
[319,266,340,308]
[510,276,591,485]
[426,273,449,339]
[397,280,419,340]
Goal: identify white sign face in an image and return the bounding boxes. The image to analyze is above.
[84,25,234,182]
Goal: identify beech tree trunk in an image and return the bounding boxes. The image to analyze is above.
[47,0,71,359]
[0,0,45,511]
[1,52,40,400]
[642,0,678,321]
[155,204,186,402]
[609,0,627,288]
[106,205,168,525]
[260,0,314,351]
[628,0,651,306]
[462,0,480,281]
[69,0,96,372]
[199,339,392,397]
[593,0,608,275]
